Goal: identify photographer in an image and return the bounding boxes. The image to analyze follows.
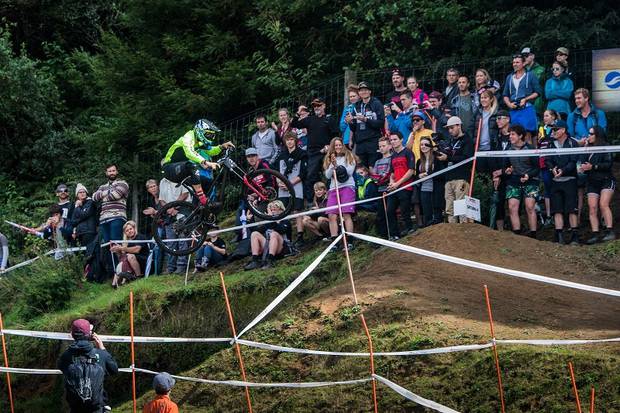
[58,319,118,413]
[346,81,384,167]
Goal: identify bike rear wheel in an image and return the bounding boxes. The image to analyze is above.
[244,169,296,220]
[152,201,210,256]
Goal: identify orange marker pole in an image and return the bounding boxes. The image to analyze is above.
[129,291,137,413]
[484,285,506,413]
[589,387,595,413]
[568,362,583,413]
[382,193,390,240]
[468,117,483,197]
[220,272,254,413]
[0,313,15,413]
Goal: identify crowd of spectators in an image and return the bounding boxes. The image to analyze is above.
[3,46,617,281]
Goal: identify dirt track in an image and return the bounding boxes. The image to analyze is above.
[310,224,620,340]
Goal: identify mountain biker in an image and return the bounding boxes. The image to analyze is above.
[162,119,235,205]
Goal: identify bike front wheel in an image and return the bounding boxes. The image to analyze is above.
[152,201,210,256]
[244,169,295,220]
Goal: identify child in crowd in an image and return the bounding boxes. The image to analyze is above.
[354,165,379,212]
[302,182,330,240]
[372,136,393,237]
[244,200,292,270]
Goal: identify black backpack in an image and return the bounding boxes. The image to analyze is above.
[64,354,105,409]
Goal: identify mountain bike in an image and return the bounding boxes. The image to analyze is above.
[153,148,295,256]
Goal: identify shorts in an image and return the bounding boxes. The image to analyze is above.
[586,178,616,196]
[163,161,200,185]
[577,173,587,188]
[550,179,578,215]
[279,197,304,211]
[510,105,538,132]
[506,183,539,200]
[326,186,356,215]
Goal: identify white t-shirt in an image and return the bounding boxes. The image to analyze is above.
[159,178,190,203]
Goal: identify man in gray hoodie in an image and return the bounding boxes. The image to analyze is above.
[251,114,279,165]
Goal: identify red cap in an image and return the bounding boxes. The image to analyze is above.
[71,319,92,339]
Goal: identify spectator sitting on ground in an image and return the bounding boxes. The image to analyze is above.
[386,131,416,240]
[354,165,379,212]
[581,126,616,244]
[567,88,607,144]
[110,220,150,288]
[406,76,429,106]
[373,136,394,238]
[0,232,8,271]
[302,181,330,240]
[143,372,179,413]
[251,114,279,164]
[340,85,360,147]
[244,200,292,270]
[545,61,574,118]
[417,136,444,226]
[503,125,540,238]
[276,131,308,248]
[348,81,384,168]
[71,184,98,247]
[386,91,415,145]
[194,225,227,272]
[436,116,474,223]
[58,319,118,413]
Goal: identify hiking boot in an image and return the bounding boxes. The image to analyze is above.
[244,258,261,271]
[261,258,274,269]
[569,231,580,246]
[554,230,564,244]
[585,233,600,245]
[602,229,616,242]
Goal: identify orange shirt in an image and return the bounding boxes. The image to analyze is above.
[143,394,179,413]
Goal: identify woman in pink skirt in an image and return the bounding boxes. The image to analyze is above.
[323,137,357,251]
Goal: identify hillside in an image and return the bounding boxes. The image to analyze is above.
[3,223,618,412]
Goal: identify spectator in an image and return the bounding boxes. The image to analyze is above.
[92,164,129,245]
[385,68,408,108]
[582,126,616,244]
[538,109,560,225]
[55,183,75,227]
[490,110,512,230]
[276,131,308,248]
[503,125,539,237]
[372,136,393,238]
[246,147,272,172]
[436,117,474,223]
[348,81,385,167]
[0,232,8,271]
[340,85,360,147]
[406,76,429,106]
[386,131,415,239]
[43,204,74,259]
[58,319,118,413]
[302,182,330,240]
[545,61,574,118]
[194,226,227,272]
[567,88,607,143]
[110,220,150,288]
[545,120,580,245]
[271,108,293,145]
[291,98,339,202]
[451,75,479,137]
[143,372,179,413]
[386,91,415,145]
[474,68,500,98]
[502,54,542,142]
[142,179,163,274]
[71,184,98,247]
[354,165,378,212]
[244,200,292,270]
[158,178,190,274]
[406,111,434,162]
[251,114,279,164]
[295,105,310,149]
[555,47,571,77]
[443,68,460,105]
[521,47,546,116]
[323,137,356,251]
[473,90,499,174]
[417,136,444,226]
[427,91,450,140]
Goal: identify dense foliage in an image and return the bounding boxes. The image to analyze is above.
[0,0,619,257]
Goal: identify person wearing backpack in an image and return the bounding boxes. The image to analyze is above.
[58,319,118,413]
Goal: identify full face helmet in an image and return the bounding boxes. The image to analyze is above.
[194,119,221,145]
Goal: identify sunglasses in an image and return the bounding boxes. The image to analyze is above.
[552,67,562,71]
[57,189,69,193]
[496,116,509,120]
[588,132,595,135]
[420,143,432,148]
[556,52,568,57]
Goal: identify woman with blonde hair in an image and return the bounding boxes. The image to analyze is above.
[110,220,150,288]
[323,137,356,251]
[474,68,500,97]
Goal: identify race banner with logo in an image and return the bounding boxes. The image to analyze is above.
[592,48,620,112]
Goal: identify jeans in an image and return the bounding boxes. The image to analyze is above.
[387,189,413,236]
[375,195,388,238]
[420,190,443,225]
[164,224,188,272]
[305,152,324,202]
[195,245,225,267]
[99,218,125,277]
[151,226,165,275]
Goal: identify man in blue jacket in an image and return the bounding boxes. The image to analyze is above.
[567,88,607,143]
[348,81,385,167]
[385,91,415,145]
[502,54,542,140]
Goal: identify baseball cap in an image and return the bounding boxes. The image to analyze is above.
[391,68,404,77]
[520,47,533,55]
[71,319,92,340]
[357,81,371,90]
[556,47,570,56]
[428,91,442,100]
[496,110,510,118]
[245,147,258,156]
[444,116,462,127]
[153,372,175,394]
[552,120,568,129]
[311,98,325,107]
[56,184,69,193]
[411,111,426,121]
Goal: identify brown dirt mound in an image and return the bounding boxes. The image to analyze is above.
[310,224,620,340]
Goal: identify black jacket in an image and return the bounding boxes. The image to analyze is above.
[585,152,615,182]
[291,114,339,154]
[349,97,385,145]
[544,137,579,178]
[502,143,539,186]
[473,110,499,150]
[72,199,98,236]
[443,133,474,181]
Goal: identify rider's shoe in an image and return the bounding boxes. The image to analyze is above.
[198,193,208,206]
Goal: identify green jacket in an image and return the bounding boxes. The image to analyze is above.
[528,62,546,115]
[163,130,222,164]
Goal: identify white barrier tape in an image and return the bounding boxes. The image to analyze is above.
[0,329,231,344]
[497,337,620,346]
[236,234,343,339]
[475,145,620,158]
[373,374,461,413]
[348,232,620,298]
[0,366,63,375]
[1,246,88,275]
[237,339,493,357]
